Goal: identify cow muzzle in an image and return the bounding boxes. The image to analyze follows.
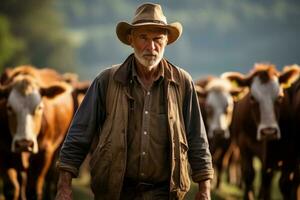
[14,139,35,152]
[209,128,230,139]
[258,127,281,140]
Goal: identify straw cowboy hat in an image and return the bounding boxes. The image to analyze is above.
[116,3,182,45]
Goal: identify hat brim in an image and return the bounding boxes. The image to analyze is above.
[116,21,182,45]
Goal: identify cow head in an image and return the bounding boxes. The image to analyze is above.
[196,77,244,139]
[0,75,67,153]
[222,63,299,141]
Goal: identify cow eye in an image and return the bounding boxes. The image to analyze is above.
[276,95,283,103]
[35,104,44,112]
[205,105,213,116]
[250,95,257,104]
[224,106,229,114]
[6,105,13,114]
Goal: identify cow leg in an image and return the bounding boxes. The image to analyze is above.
[36,150,55,200]
[43,149,60,200]
[223,142,242,187]
[229,145,242,187]
[212,147,223,189]
[279,169,293,200]
[26,150,54,200]
[241,152,255,200]
[3,168,20,200]
[215,160,223,189]
[222,142,233,184]
[279,158,298,200]
[20,171,27,200]
[259,167,273,200]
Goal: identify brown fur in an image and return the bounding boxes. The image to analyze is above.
[195,76,244,189]
[2,65,66,87]
[248,63,279,84]
[279,71,300,200]
[228,63,298,200]
[0,66,79,200]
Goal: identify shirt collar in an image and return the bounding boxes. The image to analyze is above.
[131,60,164,83]
[114,54,180,86]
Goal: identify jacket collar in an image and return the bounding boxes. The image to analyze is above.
[113,54,180,86]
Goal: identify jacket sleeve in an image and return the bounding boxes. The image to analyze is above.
[57,69,110,177]
[182,72,214,182]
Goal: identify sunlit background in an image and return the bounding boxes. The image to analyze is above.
[1,0,300,81]
[1,1,299,199]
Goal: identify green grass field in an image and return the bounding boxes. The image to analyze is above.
[71,158,283,200]
[0,157,284,199]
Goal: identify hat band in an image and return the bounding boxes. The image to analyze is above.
[132,19,166,25]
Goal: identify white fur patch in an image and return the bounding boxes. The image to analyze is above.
[8,87,42,153]
[250,76,281,140]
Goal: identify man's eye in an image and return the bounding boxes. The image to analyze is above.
[154,38,164,43]
[139,35,147,40]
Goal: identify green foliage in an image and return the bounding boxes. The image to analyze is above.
[0,0,76,73]
[0,15,25,73]
[1,0,299,78]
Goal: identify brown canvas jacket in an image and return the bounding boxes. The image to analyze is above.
[58,55,213,200]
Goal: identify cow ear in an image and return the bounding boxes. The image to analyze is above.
[0,81,14,98]
[40,84,66,98]
[195,85,207,99]
[230,87,248,101]
[230,88,242,97]
[221,72,250,87]
[279,65,300,86]
[195,76,215,88]
[62,72,79,83]
[72,81,90,94]
[0,67,13,85]
[0,85,10,98]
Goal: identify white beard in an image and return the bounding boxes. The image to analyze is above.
[134,48,165,68]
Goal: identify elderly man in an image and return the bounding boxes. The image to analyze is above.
[55,3,213,200]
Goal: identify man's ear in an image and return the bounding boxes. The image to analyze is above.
[127,34,133,47]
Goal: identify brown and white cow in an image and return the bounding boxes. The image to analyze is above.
[0,97,28,200]
[1,65,90,114]
[278,64,300,200]
[0,70,31,200]
[0,66,79,200]
[195,76,244,139]
[195,76,244,189]
[223,63,299,200]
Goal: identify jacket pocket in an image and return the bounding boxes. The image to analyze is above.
[179,142,190,191]
[89,139,112,193]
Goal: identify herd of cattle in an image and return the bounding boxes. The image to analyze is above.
[0,66,90,200]
[196,63,299,200]
[0,63,299,200]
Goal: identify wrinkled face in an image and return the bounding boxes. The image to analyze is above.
[129,26,168,68]
[250,76,283,140]
[205,90,234,139]
[7,85,44,153]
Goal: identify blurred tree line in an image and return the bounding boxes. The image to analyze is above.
[1,0,299,79]
[0,0,76,73]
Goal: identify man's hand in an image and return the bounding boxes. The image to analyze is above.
[55,170,73,200]
[195,179,211,200]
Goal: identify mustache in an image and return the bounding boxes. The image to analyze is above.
[142,51,158,56]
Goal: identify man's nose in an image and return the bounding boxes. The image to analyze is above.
[146,40,155,50]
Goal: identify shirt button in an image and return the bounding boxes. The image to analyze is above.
[147,91,150,95]
[144,131,147,135]
[142,151,146,155]
[145,111,149,114]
